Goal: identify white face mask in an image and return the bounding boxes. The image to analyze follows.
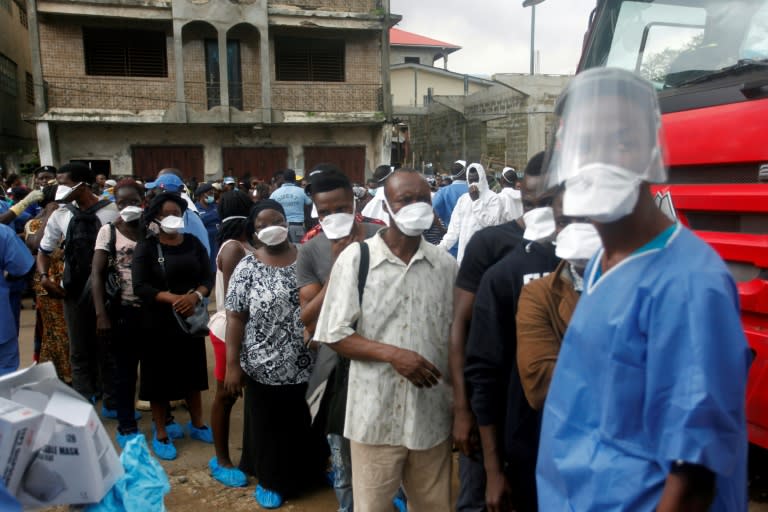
[159,215,184,234]
[119,205,143,223]
[563,163,641,223]
[555,222,602,268]
[320,212,355,240]
[523,206,556,241]
[257,225,289,246]
[384,197,434,237]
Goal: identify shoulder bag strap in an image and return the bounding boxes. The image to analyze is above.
[357,241,369,306]
[156,240,170,290]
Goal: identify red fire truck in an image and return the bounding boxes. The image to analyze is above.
[557,0,768,448]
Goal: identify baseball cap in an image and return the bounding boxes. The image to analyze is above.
[145,174,184,192]
[223,176,236,185]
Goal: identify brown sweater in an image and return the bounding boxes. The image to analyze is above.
[516,260,579,410]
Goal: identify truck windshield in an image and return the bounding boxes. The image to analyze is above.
[581,0,768,89]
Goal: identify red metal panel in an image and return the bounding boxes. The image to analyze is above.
[662,98,768,167]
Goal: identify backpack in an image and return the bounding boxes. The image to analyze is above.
[62,199,111,297]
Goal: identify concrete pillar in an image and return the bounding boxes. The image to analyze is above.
[37,122,58,166]
[527,110,546,160]
[218,28,229,108]
[380,0,392,120]
[260,28,271,123]
[27,0,46,116]
[173,20,187,122]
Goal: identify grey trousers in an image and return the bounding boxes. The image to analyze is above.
[457,451,487,512]
[288,224,306,243]
[63,296,116,409]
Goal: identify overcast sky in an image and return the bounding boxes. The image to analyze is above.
[390,0,597,76]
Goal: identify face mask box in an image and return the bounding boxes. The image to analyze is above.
[0,363,124,508]
[0,397,45,496]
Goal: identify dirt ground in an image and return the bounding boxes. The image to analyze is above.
[13,297,768,512]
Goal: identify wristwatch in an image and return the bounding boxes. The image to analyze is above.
[193,290,204,303]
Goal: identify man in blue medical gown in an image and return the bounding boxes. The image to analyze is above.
[536,68,751,512]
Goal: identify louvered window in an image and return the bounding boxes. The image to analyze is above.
[0,53,17,96]
[83,28,167,77]
[25,72,33,104]
[275,37,344,82]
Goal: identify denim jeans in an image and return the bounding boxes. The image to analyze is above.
[328,434,353,512]
[457,451,487,512]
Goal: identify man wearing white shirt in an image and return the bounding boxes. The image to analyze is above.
[314,169,457,512]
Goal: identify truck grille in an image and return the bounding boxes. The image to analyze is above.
[668,164,762,185]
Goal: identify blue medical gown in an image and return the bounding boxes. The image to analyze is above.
[537,226,750,511]
[0,224,34,375]
[432,182,468,227]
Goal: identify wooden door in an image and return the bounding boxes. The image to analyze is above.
[132,146,204,181]
[303,146,366,184]
[222,147,288,182]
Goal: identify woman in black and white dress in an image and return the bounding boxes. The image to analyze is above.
[224,199,326,509]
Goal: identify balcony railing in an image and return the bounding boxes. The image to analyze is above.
[267,0,381,13]
[45,75,175,111]
[272,82,382,113]
[184,81,262,112]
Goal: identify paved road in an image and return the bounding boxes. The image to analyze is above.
[13,297,768,511]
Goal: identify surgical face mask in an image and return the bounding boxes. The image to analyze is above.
[159,215,184,234]
[204,195,215,205]
[320,211,355,240]
[522,207,555,241]
[563,163,642,223]
[119,205,143,223]
[384,198,434,237]
[257,225,289,246]
[555,222,602,268]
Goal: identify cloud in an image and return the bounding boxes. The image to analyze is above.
[390,0,596,76]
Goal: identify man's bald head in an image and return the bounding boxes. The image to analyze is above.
[384,169,431,214]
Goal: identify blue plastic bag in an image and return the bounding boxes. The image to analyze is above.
[86,436,170,512]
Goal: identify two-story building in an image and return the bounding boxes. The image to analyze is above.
[1,0,36,175]
[27,0,397,183]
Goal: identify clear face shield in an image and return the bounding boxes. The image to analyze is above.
[540,68,667,223]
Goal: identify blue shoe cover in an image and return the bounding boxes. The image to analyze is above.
[255,484,284,509]
[208,457,248,487]
[152,434,177,461]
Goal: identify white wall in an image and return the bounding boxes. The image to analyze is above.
[391,67,490,107]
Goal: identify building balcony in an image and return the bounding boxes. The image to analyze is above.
[43,75,175,118]
[272,82,382,114]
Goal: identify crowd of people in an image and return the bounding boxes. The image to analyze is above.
[0,68,752,512]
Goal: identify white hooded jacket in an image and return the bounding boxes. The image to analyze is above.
[499,187,523,222]
[438,163,503,263]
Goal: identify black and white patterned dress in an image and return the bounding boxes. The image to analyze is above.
[225,253,326,496]
[225,254,315,384]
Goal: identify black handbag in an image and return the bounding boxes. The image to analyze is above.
[103,223,122,310]
[156,241,210,337]
[80,223,122,310]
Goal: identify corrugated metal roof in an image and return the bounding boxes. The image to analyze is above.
[390,28,461,49]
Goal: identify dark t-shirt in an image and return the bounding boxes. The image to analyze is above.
[296,222,382,287]
[455,220,524,293]
[465,240,560,465]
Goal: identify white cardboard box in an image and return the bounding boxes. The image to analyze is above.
[0,363,124,508]
[0,397,44,496]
